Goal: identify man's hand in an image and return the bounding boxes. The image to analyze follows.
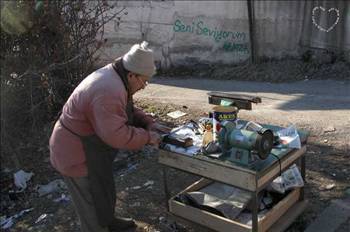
[148,131,161,146]
[147,123,172,134]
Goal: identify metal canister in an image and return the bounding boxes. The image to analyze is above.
[212,106,238,141]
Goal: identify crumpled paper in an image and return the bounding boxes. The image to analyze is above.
[162,124,202,156]
[269,164,304,194]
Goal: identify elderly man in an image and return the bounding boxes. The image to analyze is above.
[50,41,165,232]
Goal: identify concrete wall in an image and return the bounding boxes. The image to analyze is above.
[98,0,350,68]
[254,0,350,58]
[253,1,306,58]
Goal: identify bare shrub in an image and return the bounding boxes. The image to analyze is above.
[0,0,125,167]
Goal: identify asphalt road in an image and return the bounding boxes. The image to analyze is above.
[135,78,350,136]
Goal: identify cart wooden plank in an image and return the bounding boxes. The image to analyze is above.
[159,150,257,191]
[268,200,308,232]
[177,178,213,194]
[259,188,300,232]
[170,200,251,232]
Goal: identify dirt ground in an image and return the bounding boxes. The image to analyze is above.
[1,99,349,232]
[1,58,349,231]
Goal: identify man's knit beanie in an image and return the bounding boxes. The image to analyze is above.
[122,41,156,77]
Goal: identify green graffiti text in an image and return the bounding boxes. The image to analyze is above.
[173,19,246,43]
[223,41,249,54]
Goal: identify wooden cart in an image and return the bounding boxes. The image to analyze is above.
[158,126,308,232]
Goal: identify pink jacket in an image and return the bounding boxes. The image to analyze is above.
[49,64,154,177]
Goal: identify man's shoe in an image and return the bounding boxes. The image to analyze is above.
[109,217,136,230]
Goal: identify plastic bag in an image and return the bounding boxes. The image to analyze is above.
[36,179,66,197]
[276,125,301,149]
[14,170,34,192]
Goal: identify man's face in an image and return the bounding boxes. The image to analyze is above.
[127,72,150,95]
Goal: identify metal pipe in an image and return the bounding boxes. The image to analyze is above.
[247,0,256,64]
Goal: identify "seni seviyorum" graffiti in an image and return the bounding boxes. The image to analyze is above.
[173,19,249,53]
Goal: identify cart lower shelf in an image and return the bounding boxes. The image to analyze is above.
[169,178,306,232]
